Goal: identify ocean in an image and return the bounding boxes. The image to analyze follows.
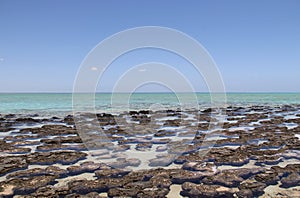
[1,93,300,116]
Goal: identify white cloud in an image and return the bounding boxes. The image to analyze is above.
[90,66,98,71]
[0,58,4,62]
[138,68,147,72]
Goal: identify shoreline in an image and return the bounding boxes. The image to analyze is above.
[1,105,300,197]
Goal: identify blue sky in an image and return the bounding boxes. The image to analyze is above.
[0,0,299,92]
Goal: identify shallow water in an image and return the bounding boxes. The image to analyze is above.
[1,93,300,116]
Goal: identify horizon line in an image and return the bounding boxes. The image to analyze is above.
[1,91,300,94]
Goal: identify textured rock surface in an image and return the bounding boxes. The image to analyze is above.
[1,106,300,197]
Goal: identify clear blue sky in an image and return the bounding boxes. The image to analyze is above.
[0,0,299,92]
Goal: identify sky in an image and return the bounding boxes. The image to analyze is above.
[0,0,299,92]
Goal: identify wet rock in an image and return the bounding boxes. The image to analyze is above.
[67,161,105,175]
[68,178,123,194]
[113,144,130,152]
[4,114,15,118]
[10,140,40,146]
[254,171,280,185]
[15,117,39,123]
[108,187,139,197]
[0,140,32,154]
[170,169,214,184]
[97,113,116,125]
[182,162,216,172]
[0,175,57,195]
[150,173,172,188]
[239,179,267,197]
[236,189,253,198]
[270,163,300,179]
[163,119,181,127]
[137,187,169,198]
[208,147,250,166]
[64,115,75,125]
[135,142,153,151]
[280,172,300,188]
[137,115,151,124]
[151,138,171,144]
[41,135,83,144]
[0,125,15,132]
[202,170,244,187]
[6,168,44,179]
[25,185,58,197]
[26,151,87,165]
[254,155,284,166]
[154,130,177,137]
[45,166,68,177]
[7,166,67,179]
[65,192,106,198]
[181,182,237,198]
[0,156,28,176]
[95,168,130,178]
[36,143,86,152]
[3,135,38,141]
[20,125,78,136]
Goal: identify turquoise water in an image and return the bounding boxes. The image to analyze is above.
[1,93,300,116]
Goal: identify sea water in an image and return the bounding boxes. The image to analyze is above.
[0,93,300,116]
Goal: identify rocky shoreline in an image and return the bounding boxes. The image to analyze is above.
[0,105,300,197]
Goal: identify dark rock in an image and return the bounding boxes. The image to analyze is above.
[67,161,105,175]
[170,169,214,184]
[64,115,75,125]
[154,130,177,137]
[280,172,300,188]
[182,162,216,172]
[0,175,57,195]
[20,125,78,136]
[15,117,39,123]
[6,166,67,179]
[202,170,244,187]
[36,143,86,152]
[181,182,236,198]
[236,189,253,198]
[254,171,280,185]
[108,187,139,197]
[151,138,171,144]
[0,140,32,154]
[26,151,87,165]
[25,186,70,198]
[0,156,28,176]
[150,173,172,188]
[135,142,153,151]
[239,180,267,197]
[163,119,181,127]
[95,168,130,178]
[137,187,169,198]
[68,178,123,194]
[41,135,82,144]
[113,144,130,152]
[207,147,250,166]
